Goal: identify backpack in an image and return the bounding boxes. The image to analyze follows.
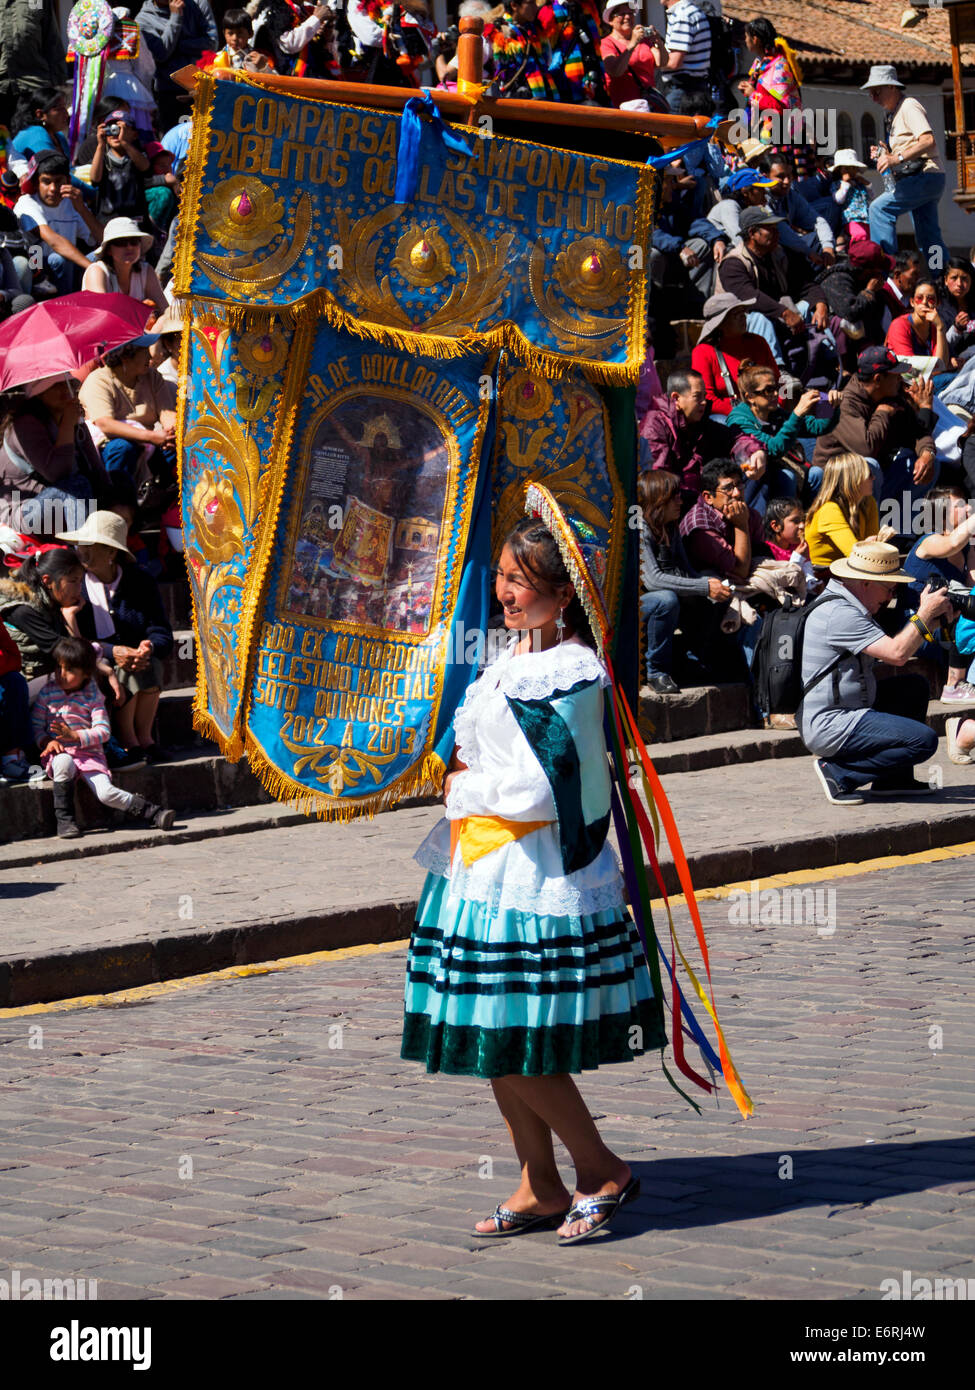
[751,592,846,716]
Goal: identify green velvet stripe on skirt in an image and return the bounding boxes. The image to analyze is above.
[401,871,667,1078]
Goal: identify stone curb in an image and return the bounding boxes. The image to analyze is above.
[5,808,975,1009]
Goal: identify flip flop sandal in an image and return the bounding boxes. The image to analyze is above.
[557,1176,641,1246]
[471,1204,570,1239]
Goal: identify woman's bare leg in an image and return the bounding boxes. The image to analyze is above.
[499,1073,631,1239]
[473,1077,572,1233]
[132,689,160,747]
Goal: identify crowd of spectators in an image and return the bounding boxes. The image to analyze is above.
[0,1,973,823]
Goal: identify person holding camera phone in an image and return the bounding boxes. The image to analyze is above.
[600,1,666,109]
[862,65,948,273]
[903,483,975,704]
[89,112,149,224]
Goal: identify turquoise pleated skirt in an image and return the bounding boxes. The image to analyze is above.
[401,867,666,1078]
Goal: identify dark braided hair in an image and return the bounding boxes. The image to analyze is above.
[502,516,595,649]
[14,547,83,605]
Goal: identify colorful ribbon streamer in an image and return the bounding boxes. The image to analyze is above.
[603,651,754,1119]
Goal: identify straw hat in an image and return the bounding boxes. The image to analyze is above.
[56,510,135,559]
[830,541,912,585]
[737,138,767,165]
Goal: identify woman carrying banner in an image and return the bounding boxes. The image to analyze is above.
[401,502,665,1244]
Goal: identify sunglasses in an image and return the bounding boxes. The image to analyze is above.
[111,237,143,248]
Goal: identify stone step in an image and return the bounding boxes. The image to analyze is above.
[639,682,756,742]
[158,577,193,630]
[159,634,197,690]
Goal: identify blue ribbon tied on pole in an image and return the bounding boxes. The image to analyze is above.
[645,113,721,170]
[394,88,474,204]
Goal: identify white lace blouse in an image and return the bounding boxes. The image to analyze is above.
[415,639,626,918]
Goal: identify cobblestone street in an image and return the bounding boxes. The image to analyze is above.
[1,854,973,1303]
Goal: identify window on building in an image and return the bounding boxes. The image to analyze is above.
[860,112,877,162]
[837,112,854,150]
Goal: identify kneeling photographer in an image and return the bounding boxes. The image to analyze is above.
[902,484,975,704]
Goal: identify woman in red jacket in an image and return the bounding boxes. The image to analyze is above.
[691,292,779,418]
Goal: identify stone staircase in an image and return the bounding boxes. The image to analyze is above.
[0,575,964,847]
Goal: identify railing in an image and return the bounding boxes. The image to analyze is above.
[950,131,975,201]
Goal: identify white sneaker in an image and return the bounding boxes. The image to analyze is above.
[946,716,975,765]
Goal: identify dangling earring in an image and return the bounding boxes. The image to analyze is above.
[556,606,565,644]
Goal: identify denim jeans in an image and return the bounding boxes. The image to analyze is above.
[868,171,948,272]
[44,251,79,296]
[807,457,882,498]
[0,670,32,756]
[745,463,798,518]
[745,311,783,366]
[820,674,937,790]
[17,479,97,536]
[877,447,941,509]
[640,588,680,677]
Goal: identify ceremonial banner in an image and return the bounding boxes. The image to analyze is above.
[243,323,494,815]
[174,72,656,382]
[177,70,647,819]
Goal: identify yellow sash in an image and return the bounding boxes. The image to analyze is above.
[450,815,553,867]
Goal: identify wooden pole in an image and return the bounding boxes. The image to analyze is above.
[455,15,485,92]
[170,65,712,149]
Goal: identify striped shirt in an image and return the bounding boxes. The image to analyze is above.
[665,0,711,76]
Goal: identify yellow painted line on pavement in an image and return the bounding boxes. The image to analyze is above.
[656,839,975,909]
[4,839,974,1020]
[0,938,409,1019]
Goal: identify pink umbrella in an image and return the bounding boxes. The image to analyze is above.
[0,292,154,393]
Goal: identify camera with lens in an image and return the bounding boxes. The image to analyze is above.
[430,22,459,61]
[105,122,121,139]
[925,573,975,620]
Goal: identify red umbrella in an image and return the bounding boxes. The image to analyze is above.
[0,292,154,393]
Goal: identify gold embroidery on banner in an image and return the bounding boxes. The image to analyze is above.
[200,176,285,252]
[334,207,512,337]
[198,190,312,293]
[279,718,399,795]
[528,240,627,350]
[391,225,455,289]
[184,391,262,529]
[191,321,230,378]
[555,237,629,310]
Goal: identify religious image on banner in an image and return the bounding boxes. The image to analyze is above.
[281,393,449,636]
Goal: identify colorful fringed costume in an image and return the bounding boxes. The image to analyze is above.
[538,0,607,106]
[488,13,557,101]
[747,39,810,175]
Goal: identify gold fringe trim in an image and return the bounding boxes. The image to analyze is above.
[193,705,245,763]
[242,728,445,822]
[181,291,646,384]
[234,316,318,737]
[172,71,216,297]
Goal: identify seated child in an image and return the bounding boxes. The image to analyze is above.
[764,496,821,594]
[31,636,175,838]
[215,10,274,71]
